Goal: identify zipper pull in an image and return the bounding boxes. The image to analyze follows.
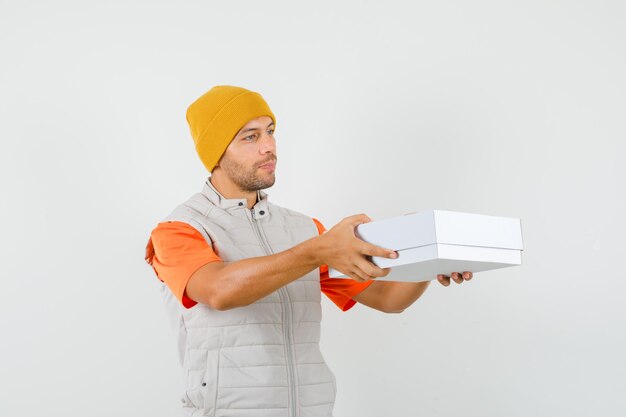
[251,208,256,221]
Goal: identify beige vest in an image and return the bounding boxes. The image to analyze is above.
[159,178,337,417]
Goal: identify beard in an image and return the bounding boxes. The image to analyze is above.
[219,154,277,192]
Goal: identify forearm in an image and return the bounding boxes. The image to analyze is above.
[385,281,431,312]
[353,279,432,313]
[188,235,323,310]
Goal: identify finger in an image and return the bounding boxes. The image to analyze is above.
[354,256,387,278]
[451,272,463,284]
[335,267,363,282]
[437,274,450,287]
[348,272,366,282]
[361,242,398,259]
[342,268,365,282]
[462,271,473,281]
[349,265,373,282]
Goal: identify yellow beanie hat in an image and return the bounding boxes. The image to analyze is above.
[186,85,276,173]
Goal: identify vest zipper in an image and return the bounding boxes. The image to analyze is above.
[248,207,299,417]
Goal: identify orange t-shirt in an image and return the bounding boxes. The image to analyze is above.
[145,218,373,311]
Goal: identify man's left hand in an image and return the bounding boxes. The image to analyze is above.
[437,271,473,286]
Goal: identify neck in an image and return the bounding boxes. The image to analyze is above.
[209,174,258,209]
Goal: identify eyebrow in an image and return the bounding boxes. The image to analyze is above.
[239,121,275,135]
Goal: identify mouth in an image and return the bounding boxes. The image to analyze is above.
[258,161,276,170]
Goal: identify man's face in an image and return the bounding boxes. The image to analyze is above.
[216,115,277,192]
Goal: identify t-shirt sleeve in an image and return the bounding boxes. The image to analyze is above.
[145,221,222,309]
[312,217,374,311]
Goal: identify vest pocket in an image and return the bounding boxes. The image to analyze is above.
[201,348,221,417]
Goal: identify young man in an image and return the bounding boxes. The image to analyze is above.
[144,85,472,417]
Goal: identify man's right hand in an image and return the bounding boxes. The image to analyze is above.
[316,213,398,282]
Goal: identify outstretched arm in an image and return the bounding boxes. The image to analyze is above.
[185,214,397,310]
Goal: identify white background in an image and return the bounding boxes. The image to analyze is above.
[1,1,625,416]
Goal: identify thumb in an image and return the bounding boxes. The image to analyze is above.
[347,213,371,225]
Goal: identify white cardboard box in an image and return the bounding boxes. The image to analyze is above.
[328,209,524,282]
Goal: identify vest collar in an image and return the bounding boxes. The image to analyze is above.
[202,177,269,214]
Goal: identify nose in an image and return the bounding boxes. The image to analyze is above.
[259,131,276,154]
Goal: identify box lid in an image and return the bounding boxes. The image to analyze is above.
[354,209,523,251]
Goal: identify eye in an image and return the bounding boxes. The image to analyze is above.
[243,134,257,141]
[267,129,275,135]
